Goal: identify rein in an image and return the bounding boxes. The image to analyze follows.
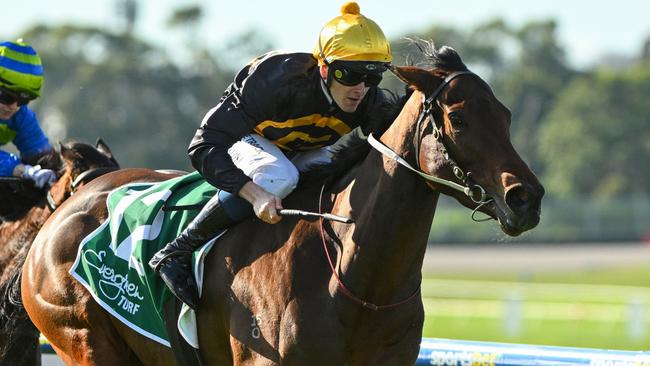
[368,133,482,200]
[46,167,119,211]
[316,185,421,311]
[0,177,27,183]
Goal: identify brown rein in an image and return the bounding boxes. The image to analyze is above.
[317,185,421,311]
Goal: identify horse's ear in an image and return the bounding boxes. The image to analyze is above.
[388,64,409,84]
[95,138,114,159]
[390,66,433,92]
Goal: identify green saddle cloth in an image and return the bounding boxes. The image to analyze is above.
[70,171,216,346]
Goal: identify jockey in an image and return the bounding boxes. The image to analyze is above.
[0,40,56,188]
[149,1,392,309]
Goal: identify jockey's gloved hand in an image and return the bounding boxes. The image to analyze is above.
[21,164,57,188]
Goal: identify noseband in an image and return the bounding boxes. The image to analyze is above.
[368,71,493,213]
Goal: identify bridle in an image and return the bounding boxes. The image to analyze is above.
[321,71,497,311]
[368,70,494,219]
[46,166,119,211]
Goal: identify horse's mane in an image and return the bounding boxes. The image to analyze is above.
[405,38,469,72]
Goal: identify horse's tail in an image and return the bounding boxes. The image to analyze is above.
[0,246,41,366]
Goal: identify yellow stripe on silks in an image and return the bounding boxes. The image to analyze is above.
[272,132,332,150]
[255,114,352,136]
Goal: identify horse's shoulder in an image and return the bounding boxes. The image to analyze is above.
[213,208,322,272]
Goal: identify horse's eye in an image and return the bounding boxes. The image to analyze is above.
[448,112,463,127]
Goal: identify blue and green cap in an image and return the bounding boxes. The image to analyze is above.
[0,40,44,98]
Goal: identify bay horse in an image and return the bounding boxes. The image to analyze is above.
[20,43,543,365]
[0,139,119,366]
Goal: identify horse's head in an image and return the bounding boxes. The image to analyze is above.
[391,43,544,236]
[47,139,120,208]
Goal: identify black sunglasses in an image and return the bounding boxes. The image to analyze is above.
[331,66,383,87]
[0,87,34,106]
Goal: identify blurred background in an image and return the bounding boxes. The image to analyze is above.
[3,0,650,353]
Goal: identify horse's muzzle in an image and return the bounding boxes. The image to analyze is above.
[500,182,544,236]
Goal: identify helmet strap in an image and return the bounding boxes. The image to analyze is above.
[318,73,335,107]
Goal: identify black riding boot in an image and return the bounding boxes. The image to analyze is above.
[149,194,234,310]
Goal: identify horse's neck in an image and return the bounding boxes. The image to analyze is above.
[333,91,439,303]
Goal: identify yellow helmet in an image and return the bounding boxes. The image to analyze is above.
[314,2,392,66]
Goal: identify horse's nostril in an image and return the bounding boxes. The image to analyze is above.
[505,185,531,213]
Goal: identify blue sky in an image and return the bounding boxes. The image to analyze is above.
[3,0,649,69]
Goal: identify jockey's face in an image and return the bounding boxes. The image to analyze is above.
[0,99,19,120]
[329,78,370,113]
[321,66,370,113]
[0,87,32,119]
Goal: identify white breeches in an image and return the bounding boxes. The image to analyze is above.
[228,134,333,199]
